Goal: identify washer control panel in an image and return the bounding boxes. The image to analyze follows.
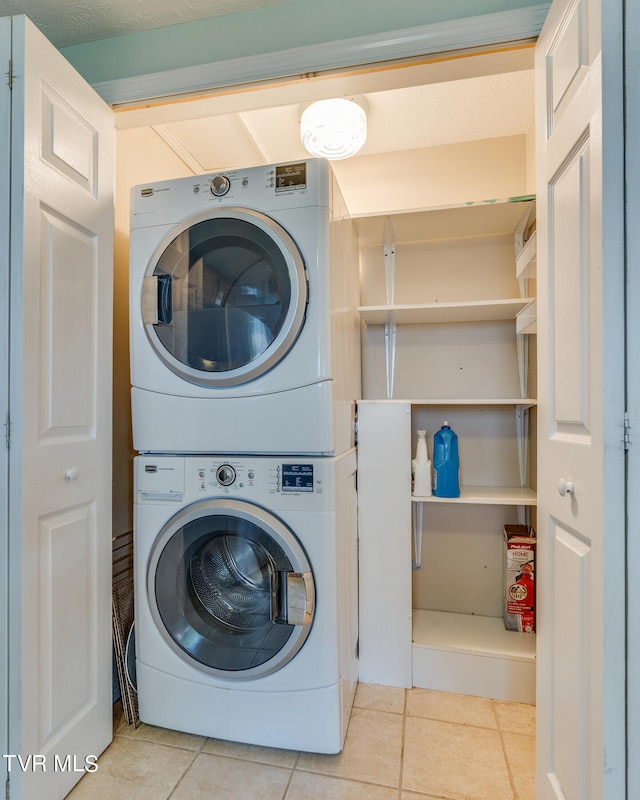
[189,459,319,496]
[135,455,337,511]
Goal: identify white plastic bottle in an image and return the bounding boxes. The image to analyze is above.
[412,429,432,497]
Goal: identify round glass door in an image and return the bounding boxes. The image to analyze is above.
[142,207,308,387]
[148,499,315,679]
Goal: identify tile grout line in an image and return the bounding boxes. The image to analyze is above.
[163,747,200,800]
[115,729,207,754]
[158,728,209,800]
[492,699,519,800]
[291,766,401,790]
[279,764,298,800]
[397,688,407,800]
[281,750,302,799]
[195,744,300,767]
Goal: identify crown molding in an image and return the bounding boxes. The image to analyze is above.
[95,4,550,107]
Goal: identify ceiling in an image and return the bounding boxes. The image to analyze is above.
[144,67,535,175]
[0,0,285,47]
[114,46,535,189]
[0,2,535,206]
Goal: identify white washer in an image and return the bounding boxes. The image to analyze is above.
[133,450,359,753]
[129,159,360,455]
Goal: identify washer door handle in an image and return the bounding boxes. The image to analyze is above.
[271,571,314,626]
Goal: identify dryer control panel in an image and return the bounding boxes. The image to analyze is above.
[130,158,330,229]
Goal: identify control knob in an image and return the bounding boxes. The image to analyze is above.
[216,465,236,486]
[210,175,230,197]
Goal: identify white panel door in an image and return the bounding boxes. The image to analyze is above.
[0,15,11,800]
[535,0,625,798]
[7,16,114,800]
[625,0,640,794]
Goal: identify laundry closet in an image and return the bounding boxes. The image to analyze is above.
[2,4,624,796]
[113,43,538,710]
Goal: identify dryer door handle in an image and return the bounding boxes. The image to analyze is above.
[271,571,315,627]
[142,275,172,325]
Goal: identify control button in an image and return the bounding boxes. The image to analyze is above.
[210,175,230,197]
[216,465,236,486]
[198,470,205,479]
[248,471,255,480]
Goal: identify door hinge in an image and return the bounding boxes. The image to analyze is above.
[7,59,12,89]
[4,415,9,449]
[624,411,631,451]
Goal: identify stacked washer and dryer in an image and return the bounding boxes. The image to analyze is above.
[129,159,361,753]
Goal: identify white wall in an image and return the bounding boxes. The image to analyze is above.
[112,128,192,536]
[334,135,529,217]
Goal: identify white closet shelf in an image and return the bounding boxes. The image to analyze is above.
[411,485,537,505]
[412,609,536,703]
[354,196,536,245]
[358,298,531,326]
[413,609,536,661]
[359,398,537,406]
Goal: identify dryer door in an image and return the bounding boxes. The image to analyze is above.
[148,498,315,679]
[141,207,307,387]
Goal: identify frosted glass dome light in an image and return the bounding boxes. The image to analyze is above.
[300,98,367,160]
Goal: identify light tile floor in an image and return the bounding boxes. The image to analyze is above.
[67,684,535,800]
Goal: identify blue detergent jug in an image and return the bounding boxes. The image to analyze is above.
[433,421,460,498]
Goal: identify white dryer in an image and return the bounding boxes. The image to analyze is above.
[133,450,359,753]
[129,159,360,455]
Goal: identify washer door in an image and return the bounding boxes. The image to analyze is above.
[141,207,307,387]
[148,498,315,680]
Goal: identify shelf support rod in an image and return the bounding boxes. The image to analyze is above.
[518,273,527,299]
[517,332,529,400]
[412,501,423,570]
[515,404,530,489]
[384,311,397,399]
[382,216,398,399]
[383,215,396,305]
[517,504,531,527]
[516,322,530,496]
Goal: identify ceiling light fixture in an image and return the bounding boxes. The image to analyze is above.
[300,98,368,160]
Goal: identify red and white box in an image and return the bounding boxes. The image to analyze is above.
[503,524,536,633]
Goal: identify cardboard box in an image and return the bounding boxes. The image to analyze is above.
[503,524,536,633]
